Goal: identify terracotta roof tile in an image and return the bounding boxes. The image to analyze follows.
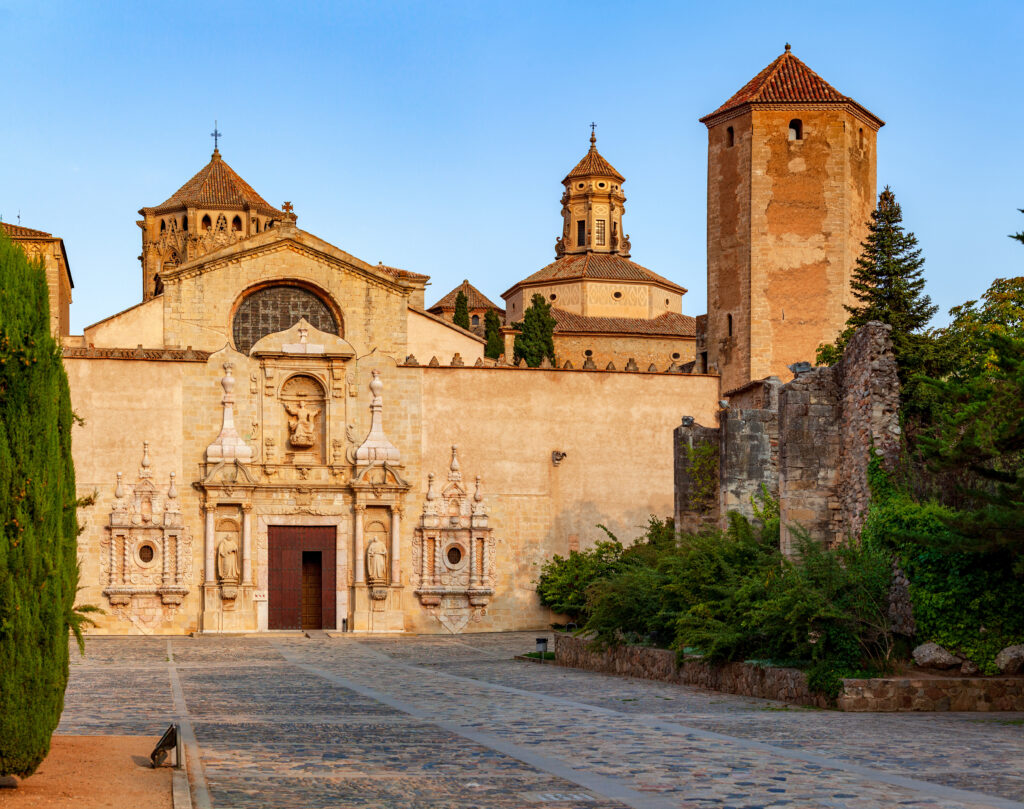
[700,46,882,125]
[1,222,53,238]
[141,150,284,217]
[428,279,504,313]
[506,253,686,296]
[563,134,625,184]
[552,308,696,337]
[376,262,430,282]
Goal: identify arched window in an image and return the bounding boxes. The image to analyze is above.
[160,219,166,232]
[726,126,734,148]
[201,214,212,231]
[471,314,479,327]
[153,274,164,295]
[788,119,803,141]
[232,284,340,354]
[858,127,865,150]
[232,215,242,232]
[727,313,733,336]
[182,215,188,231]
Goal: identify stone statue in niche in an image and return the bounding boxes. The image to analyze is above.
[366,535,388,585]
[217,533,239,582]
[284,400,320,449]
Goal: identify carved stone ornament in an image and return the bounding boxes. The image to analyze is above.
[102,442,192,609]
[413,446,496,631]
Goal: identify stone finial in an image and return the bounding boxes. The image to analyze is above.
[206,362,255,463]
[647,363,658,372]
[562,360,574,369]
[625,358,639,372]
[474,357,484,367]
[448,445,462,482]
[605,361,616,371]
[451,353,465,367]
[428,356,440,367]
[139,441,152,480]
[539,355,553,369]
[167,472,178,500]
[354,370,401,466]
[583,356,596,370]
[405,354,419,366]
[471,474,487,516]
[114,472,124,499]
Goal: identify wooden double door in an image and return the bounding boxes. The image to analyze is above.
[268,526,336,630]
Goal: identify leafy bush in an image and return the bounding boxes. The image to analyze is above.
[536,538,624,621]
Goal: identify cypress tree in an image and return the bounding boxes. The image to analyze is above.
[483,308,503,360]
[817,186,937,385]
[0,228,80,777]
[512,293,557,367]
[453,290,470,330]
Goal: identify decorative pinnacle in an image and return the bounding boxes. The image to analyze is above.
[589,122,596,147]
[784,42,791,53]
[211,120,222,153]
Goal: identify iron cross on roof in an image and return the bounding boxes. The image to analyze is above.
[210,121,222,150]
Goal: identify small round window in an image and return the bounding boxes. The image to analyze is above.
[446,546,463,565]
[613,291,622,299]
[137,543,156,564]
[549,293,557,301]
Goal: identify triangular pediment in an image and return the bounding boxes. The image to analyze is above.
[159,224,427,291]
[250,317,356,358]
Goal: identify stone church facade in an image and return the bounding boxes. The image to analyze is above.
[9,46,881,635]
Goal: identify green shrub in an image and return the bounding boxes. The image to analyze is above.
[536,539,624,621]
[0,229,80,777]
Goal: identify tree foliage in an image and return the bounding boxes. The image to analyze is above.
[452,290,470,330]
[483,308,503,360]
[817,187,937,388]
[0,229,81,777]
[512,293,556,367]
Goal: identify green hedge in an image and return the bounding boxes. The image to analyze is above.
[0,229,79,777]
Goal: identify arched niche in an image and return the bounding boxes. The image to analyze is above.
[279,374,327,461]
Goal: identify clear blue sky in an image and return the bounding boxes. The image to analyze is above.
[2,1,1021,334]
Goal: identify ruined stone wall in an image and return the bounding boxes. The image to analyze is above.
[675,323,898,553]
[673,420,720,533]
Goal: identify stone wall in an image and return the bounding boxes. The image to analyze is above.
[675,322,899,552]
[673,420,720,533]
[556,634,1024,712]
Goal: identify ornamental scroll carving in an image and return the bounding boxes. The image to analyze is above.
[413,446,495,632]
[102,442,192,607]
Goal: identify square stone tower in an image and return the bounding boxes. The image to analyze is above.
[700,45,884,392]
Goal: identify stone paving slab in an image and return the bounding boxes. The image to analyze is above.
[59,632,1024,809]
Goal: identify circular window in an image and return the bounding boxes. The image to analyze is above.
[584,349,593,357]
[577,183,584,189]
[446,546,463,565]
[136,542,156,565]
[232,285,339,354]
[613,291,622,299]
[672,352,680,360]
[598,182,606,188]
[549,293,557,301]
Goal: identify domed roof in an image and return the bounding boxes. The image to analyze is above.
[562,133,625,184]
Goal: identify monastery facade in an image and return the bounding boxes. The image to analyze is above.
[5,46,881,634]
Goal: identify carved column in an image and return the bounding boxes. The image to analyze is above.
[242,506,253,585]
[161,533,170,587]
[390,506,401,586]
[469,535,478,587]
[354,504,366,584]
[433,535,442,587]
[204,508,216,584]
[420,536,430,587]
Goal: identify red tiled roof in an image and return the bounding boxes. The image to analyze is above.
[1,222,52,238]
[700,46,882,126]
[563,134,625,184]
[552,308,696,337]
[428,279,504,313]
[376,262,430,282]
[141,150,284,217]
[505,252,686,297]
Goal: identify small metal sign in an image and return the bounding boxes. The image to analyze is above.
[150,723,180,769]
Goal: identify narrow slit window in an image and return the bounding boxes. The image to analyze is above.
[726,126,735,147]
[727,313,733,336]
[576,220,586,247]
[788,119,803,141]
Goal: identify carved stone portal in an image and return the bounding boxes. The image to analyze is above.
[102,442,191,608]
[413,446,495,632]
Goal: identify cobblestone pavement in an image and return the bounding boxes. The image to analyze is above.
[59,633,1024,809]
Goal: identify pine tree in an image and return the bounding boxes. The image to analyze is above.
[817,186,937,385]
[453,290,470,330]
[512,293,557,367]
[483,308,503,360]
[0,229,80,777]
[1011,209,1024,246]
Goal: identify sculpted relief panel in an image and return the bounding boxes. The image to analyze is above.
[280,374,326,463]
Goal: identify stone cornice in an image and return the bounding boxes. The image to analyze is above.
[63,346,210,362]
[700,100,884,131]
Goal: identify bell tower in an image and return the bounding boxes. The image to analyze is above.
[700,45,883,391]
[556,129,631,259]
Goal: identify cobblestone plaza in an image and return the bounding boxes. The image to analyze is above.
[60,633,1024,809]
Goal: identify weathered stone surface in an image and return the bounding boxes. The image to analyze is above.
[961,659,980,676]
[913,642,962,670]
[995,644,1024,674]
